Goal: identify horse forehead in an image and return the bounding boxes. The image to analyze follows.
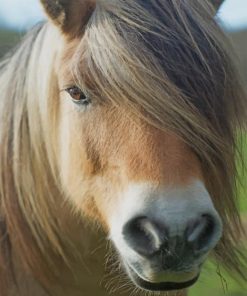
[58,38,82,72]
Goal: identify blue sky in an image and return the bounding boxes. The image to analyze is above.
[0,0,247,31]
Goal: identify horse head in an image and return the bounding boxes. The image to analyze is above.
[1,0,243,294]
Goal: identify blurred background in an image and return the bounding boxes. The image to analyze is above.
[0,0,246,295]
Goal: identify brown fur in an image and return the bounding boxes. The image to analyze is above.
[40,0,95,37]
[0,0,246,295]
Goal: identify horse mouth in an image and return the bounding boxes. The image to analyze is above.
[127,265,199,291]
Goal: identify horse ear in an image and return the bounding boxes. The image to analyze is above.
[210,0,224,11]
[40,0,95,36]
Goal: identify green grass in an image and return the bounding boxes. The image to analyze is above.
[0,29,22,57]
[238,136,247,213]
[190,261,247,296]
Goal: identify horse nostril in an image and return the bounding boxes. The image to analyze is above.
[122,214,221,260]
[122,216,167,257]
[186,214,217,253]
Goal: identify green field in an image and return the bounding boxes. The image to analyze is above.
[0,29,22,57]
[190,264,247,296]
[239,136,247,213]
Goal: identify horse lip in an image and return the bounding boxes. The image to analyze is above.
[126,264,199,291]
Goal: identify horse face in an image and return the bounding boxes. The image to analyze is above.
[56,74,222,291]
[41,0,224,291]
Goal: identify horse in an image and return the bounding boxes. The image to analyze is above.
[0,0,246,295]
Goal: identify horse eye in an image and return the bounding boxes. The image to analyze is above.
[65,86,91,105]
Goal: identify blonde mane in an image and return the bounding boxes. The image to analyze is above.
[0,24,73,290]
[0,0,246,294]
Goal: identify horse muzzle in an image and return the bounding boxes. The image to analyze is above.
[109,181,223,291]
[121,214,219,291]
